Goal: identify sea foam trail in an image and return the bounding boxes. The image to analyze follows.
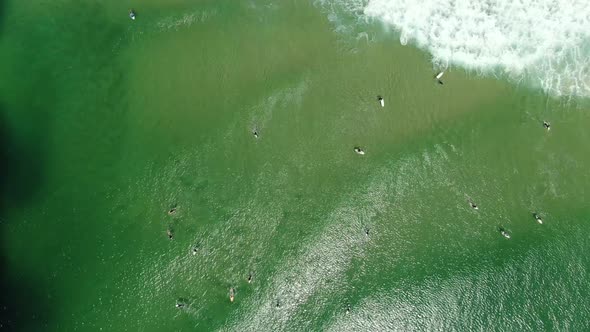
[323,0,590,98]
[217,144,475,331]
[219,171,390,332]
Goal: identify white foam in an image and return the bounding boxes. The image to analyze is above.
[325,0,590,98]
[249,78,309,131]
[156,10,218,32]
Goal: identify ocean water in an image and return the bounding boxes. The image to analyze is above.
[321,0,590,98]
[1,0,590,331]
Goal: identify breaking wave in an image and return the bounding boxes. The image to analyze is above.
[319,0,590,98]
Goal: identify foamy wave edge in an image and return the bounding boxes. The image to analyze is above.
[322,0,590,98]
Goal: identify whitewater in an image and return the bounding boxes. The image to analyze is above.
[320,0,590,98]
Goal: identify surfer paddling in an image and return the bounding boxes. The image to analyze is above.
[377,95,385,107]
[168,207,177,215]
[543,121,551,131]
[499,227,511,239]
[435,71,444,85]
[354,147,365,155]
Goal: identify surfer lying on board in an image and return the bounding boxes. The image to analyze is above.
[435,71,444,85]
[499,227,511,239]
[377,96,384,107]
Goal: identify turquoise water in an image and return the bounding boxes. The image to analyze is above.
[1,1,590,331]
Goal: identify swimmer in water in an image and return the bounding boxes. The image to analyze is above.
[377,96,384,107]
[167,228,174,240]
[276,299,280,308]
[229,288,235,302]
[533,213,543,224]
[354,147,365,155]
[543,121,551,131]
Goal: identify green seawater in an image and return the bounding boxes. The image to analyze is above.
[1,1,590,331]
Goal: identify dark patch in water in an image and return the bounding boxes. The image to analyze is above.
[0,105,52,330]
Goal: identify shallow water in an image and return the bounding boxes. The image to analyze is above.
[1,0,590,331]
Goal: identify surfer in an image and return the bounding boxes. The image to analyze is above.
[129,9,136,20]
[469,201,479,210]
[346,303,351,314]
[276,299,280,308]
[253,130,259,139]
[229,288,235,302]
[192,245,199,255]
[533,213,543,224]
[499,227,511,239]
[354,147,365,155]
[167,228,174,240]
[365,228,370,236]
[435,71,444,85]
[247,273,253,283]
[543,121,551,131]
[168,207,177,215]
[175,302,185,308]
[377,95,385,107]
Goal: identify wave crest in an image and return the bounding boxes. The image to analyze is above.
[325,0,590,97]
